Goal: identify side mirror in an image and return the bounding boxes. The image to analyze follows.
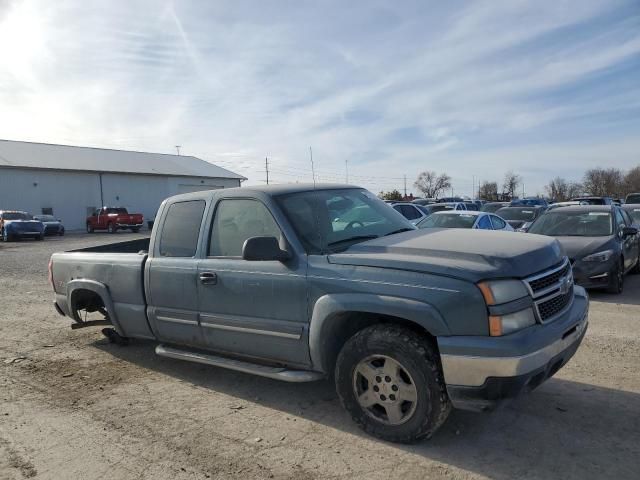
[622,226,638,237]
[242,236,291,261]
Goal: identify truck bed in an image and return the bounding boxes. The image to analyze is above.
[69,237,151,253]
[51,238,153,339]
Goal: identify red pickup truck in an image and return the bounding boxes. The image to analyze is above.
[86,207,144,233]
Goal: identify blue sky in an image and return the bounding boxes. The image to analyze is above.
[0,0,639,196]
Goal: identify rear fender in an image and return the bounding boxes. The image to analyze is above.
[308,293,450,373]
[66,279,125,336]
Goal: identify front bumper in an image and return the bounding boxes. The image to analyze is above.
[438,286,589,411]
[571,258,616,289]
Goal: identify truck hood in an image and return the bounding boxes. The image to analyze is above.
[327,229,563,282]
[550,236,613,261]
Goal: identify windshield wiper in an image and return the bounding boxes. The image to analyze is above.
[384,228,414,236]
[327,235,379,250]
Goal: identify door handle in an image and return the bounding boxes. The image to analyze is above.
[199,272,217,285]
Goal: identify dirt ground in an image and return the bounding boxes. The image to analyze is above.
[1,233,639,480]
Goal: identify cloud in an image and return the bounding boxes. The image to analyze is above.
[0,0,638,195]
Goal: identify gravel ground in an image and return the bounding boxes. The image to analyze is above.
[1,233,639,480]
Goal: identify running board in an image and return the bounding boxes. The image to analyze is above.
[155,344,324,383]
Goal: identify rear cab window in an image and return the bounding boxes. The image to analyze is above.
[159,200,206,257]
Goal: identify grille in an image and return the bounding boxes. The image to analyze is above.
[528,261,571,294]
[537,288,573,321]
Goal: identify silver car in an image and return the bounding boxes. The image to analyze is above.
[417,211,514,231]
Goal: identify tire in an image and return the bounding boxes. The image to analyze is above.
[36,234,44,241]
[59,228,65,236]
[335,324,451,443]
[108,222,117,234]
[86,223,94,233]
[131,227,140,233]
[631,254,640,274]
[606,259,624,294]
[2,229,9,242]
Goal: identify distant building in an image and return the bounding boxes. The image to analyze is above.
[0,139,246,230]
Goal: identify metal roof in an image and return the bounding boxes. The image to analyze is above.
[0,139,246,180]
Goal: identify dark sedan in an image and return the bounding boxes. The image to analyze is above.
[527,206,639,293]
[495,206,546,231]
[33,214,65,235]
[481,202,510,213]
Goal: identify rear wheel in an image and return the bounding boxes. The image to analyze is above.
[335,324,451,443]
[606,259,624,294]
[131,227,140,233]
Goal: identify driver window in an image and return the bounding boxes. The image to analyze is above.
[209,199,282,257]
[331,195,378,231]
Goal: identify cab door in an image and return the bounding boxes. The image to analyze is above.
[145,199,207,347]
[197,198,310,366]
[615,208,637,271]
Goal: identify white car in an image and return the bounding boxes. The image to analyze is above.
[416,210,514,231]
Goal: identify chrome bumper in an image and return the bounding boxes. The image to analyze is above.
[441,313,588,387]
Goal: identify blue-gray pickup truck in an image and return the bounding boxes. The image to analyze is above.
[50,184,589,443]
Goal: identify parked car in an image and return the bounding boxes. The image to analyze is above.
[495,206,546,232]
[463,201,480,211]
[412,198,437,205]
[548,201,588,210]
[86,207,144,233]
[569,196,613,205]
[0,210,45,241]
[481,202,510,213]
[417,211,514,231]
[625,193,640,204]
[51,184,589,443]
[436,196,464,203]
[527,205,639,293]
[510,198,549,207]
[391,202,432,225]
[622,204,640,225]
[34,214,65,236]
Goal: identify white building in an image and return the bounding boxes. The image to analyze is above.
[0,139,246,230]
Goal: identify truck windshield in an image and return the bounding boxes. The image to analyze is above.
[528,211,612,236]
[276,188,414,253]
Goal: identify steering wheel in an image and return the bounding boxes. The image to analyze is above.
[345,220,364,230]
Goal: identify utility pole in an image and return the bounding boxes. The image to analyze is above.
[309,146,315,186]
[522,183,525,198]
[472,175,475,200]
[403,175,407,197]
[265,157,269,185]
[175,145,181,156]
[345,159,349,183]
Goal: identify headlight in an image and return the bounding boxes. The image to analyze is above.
[477,279,529,305]
[582,249,614,262]
[489,308,536,336]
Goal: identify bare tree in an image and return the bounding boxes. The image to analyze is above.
[567,182,584,199]
[545,177,568,201]
[378,189,403,201]
[502,171,521,199]
[478,181,498,201]
[583,168,624,197]
[545,177,584,201]
[624,166,640,194]
[414,171,451,199]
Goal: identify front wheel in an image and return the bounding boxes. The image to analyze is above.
[606,259,624,294]
[335,325,451,443]
[86,223,94,233]
[108,222,117,234]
